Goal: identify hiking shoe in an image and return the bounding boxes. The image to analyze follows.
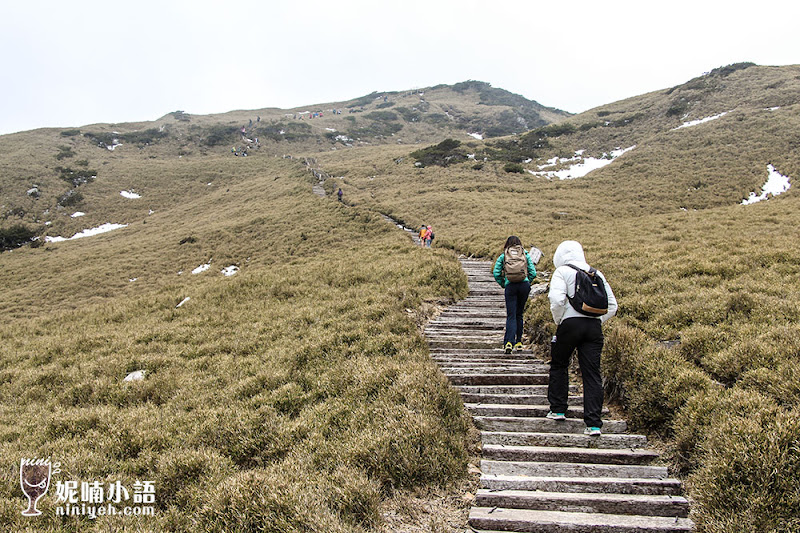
[513,342,524,352]
[546,412,566,421]
[584,427,602,436]
[504,342,513,354]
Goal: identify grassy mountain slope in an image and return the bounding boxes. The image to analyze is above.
[314,64,800,532]
[0,153,472,531]
[2,65,799,531]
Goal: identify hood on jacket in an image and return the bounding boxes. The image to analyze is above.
[553,240,590,269]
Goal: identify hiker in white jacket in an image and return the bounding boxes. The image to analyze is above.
[546,240,617,435]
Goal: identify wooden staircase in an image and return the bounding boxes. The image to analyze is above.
[427,259,694,532]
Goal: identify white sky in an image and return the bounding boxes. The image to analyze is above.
[1,0,798,135]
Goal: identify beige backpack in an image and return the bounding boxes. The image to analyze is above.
[503,245,527,282]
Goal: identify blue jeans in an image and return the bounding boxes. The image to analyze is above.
[504,280,531,345]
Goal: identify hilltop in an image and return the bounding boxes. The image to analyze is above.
[0,81,568,250]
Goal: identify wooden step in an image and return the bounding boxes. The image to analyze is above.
[468,507,693,532]
[481,431,647,449]
[475,489,690,517]
[441,365,549,375]
[481,474,685,496]
[482,444,660,465]
[481,460,668,480]
[429,348,536,356]
[474,416,627,434]
[433,356,538,364]
[465,403,609,419]
[461,392,580,405]
[446,374,549,386]
[457,384,577,395]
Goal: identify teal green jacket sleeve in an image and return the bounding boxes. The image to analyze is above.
[493,254,506,287]
[525,251,537,282]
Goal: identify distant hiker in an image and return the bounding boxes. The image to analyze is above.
[337,188,343,202]
[241,126,246,134]
[493,236,537,354]
[248,119,252,127]
[423,226,433,248]
[257,116,261,122]
[546,240,617,436]
[419,225,427,245]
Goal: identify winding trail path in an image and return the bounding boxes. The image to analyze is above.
[426,260,694,532]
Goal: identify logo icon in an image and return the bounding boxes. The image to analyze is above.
[20,458,53,516]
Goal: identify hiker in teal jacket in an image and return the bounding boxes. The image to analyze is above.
[493,236,537,353]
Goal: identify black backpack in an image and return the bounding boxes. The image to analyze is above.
[565,264,608,317]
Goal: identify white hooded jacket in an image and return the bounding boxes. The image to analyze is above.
[548,240,617,325]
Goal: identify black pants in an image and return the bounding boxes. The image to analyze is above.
[504,281,530,345]
[547,317,604,428]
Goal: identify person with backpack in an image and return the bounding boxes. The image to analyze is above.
[423,226,433,248]
[493,236,537,354]
[418,225,427,245]
[546,240,617,436]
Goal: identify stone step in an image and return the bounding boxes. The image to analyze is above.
[433,356,539,364]
[474,416,627,434]
[430,348,536,356]
[440,306,506,313]
[437,311,507,318]
[475,490,690,517]
[481,474,685,496]
[481,431,647,449]
[465,403,608,419]
[426,327,503,334]
[440,365,549,374]
[429,340,506,350]
[461,392,578,405]
[429,315,505,322]
[482,444,660,465]
[433,354,538,362]
[454,298,506,305]
[426,334,504,342]
[425,322,504,330]
[457,384,576,395]
[468,507,693,532]
[482,460,668,480]
[446,374,549,386]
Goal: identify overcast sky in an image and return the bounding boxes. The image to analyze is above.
[1,0,798,135]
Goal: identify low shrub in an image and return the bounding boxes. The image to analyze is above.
[171,110,191,122]
[684,392,800,533]
[122,128,168,146]
[202,125,240,146]
[55,166,96,187]
[395,107,420,122]
[410,139,466,167]
[349,122,402,139]
[55,146,75,160]
[666,98,691,117]
[503,162,524,173]
[58,190,83,207]
[0,224,37,251]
